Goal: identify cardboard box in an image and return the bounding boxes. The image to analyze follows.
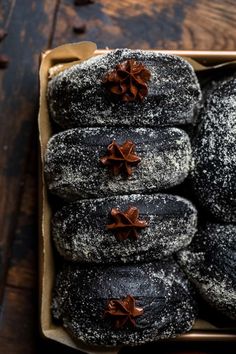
[38,42,236,353]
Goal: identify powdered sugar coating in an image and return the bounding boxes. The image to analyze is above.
[52,260,197,346]
[52,193,197,264]
[190,77,236,222]
[177,223,236,320]
[44,127,192,200]
[47,49,202,129]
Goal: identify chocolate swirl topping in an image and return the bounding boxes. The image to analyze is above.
[103,59,151,102]
[104,295,144,328]
[100,140,141,177]
[107,206,148,241]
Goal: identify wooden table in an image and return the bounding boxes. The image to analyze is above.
[0,1,236,353]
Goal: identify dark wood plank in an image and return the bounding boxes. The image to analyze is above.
[0,286,37,354]
[0,283,79,354]
[53,0,236,50]
[0,0,58,305]
[0,125,37,353]
[6,132,37,290]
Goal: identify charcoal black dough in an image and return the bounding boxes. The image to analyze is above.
[52,193,197,263]
[190,77,236,222]
[44,127,192,200]
[52,260,197,346]
[177,223,236,320]
[47,49,202,129]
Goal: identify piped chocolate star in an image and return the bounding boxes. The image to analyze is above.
[103,59,151,102]
[104,295,144,329]
[100,140,141,177]
[107,206,148,241]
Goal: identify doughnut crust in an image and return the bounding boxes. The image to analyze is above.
[52,260,197,346]
[190,77,236,222]
[44,127,192,200]
[177,223,236,320]
[52,193,197,263]
[47,49,202,129]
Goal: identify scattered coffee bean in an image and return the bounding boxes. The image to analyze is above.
[0,55,9,69]
[0,29,7,42]
[74,0,94,5]
[73,23,86,34]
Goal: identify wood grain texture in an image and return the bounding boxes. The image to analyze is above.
[0,0,58,305]
[0,131,37,352]
[53,0,236,50]
[0,286,37,354]
[182,1,236,50]
[1,0,236,353]
[6,134,37,290]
